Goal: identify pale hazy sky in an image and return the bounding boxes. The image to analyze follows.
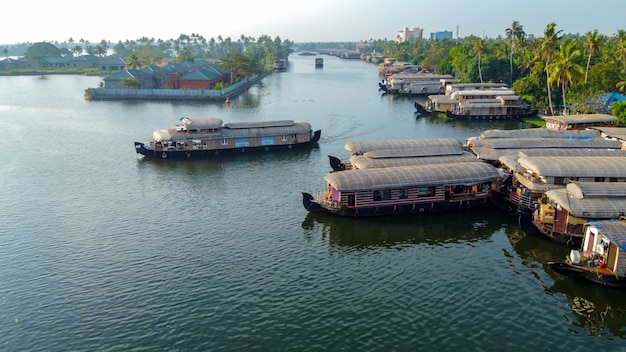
[3,0,625,45]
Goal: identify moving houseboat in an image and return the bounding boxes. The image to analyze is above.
[302,162,500,217]
[549,219,626,288]
[532,182,626,247]
[134,117,321,159]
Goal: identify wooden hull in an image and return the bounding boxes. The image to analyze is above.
[302,192,491,217]
[136,130,321,159]
[518,211,583,248]
[549,261,626,288]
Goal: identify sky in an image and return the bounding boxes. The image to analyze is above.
[3,0,626,45]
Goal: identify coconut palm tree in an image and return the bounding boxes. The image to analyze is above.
[548,39,585,115]
[505,21,525,84]
[473,37,485,83]
[582,30,605,83]
[613,29,626,71]
[539,22,562,115]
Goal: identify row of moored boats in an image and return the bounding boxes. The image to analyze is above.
[301,123,626,288]
[134,113,626,288]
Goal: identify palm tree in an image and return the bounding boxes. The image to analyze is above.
[582,30,604,83]
[548,39,585,115]
[613,29,626,71]
[539,22,562,115]
[505,21,525,84]
[473,37,485,83]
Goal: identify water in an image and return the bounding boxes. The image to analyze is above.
[1,55,625,351]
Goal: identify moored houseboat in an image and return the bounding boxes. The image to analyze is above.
[444,91,537,119]
[543,114,618,131]
[337,149,479,171]
[134,117,321,159]
[328,138,463,171]
[380,73,454,95]
[415,83,511,115]
[302,162,500,217]
[273,59,288,72]
[532,182,626,247]
[549,219,626,288]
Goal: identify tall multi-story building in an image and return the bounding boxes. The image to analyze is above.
[430,31,453,40]
[397,27,423,42]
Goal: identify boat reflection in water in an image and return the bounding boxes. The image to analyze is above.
[302,209,515,249]
[505,224,626,338]
[548,279,626,338]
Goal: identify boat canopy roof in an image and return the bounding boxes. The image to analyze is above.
[518,156,626,178]
[589,127,626,141]
[478,128,600,139]
[498,148,626,170]
[350,152,478,170]
[324,162,499,191]
[362,146,463,159]
[345,138,461,155]
[469,137,616,149]
[566,182,626,199]
[541,114,618,124]
[181,117,223,130]
[585,220,626,250]
[223,120,296,129]
[428,96,457,104]
[451,89,516,98]
[461,100,507,108]
[545,186,626,218]
[151,120,312,141]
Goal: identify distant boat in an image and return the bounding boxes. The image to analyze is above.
[273,59,288,72]
[134,117,321,159]
[315,58,323,68]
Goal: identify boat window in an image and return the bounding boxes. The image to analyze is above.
[554,177,565,185]
[281,134,288,141]
[382,190,391,200]
[399,188,409,199]
[373,190,382,201]
[221,138,228,145]
[595,177,605,182]
[417,187,435,197]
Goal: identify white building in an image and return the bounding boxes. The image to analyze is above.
[397,27,424,42]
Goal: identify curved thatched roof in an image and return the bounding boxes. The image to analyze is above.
[362,146,463,159]
[545,187,626,218]
[566,182,626,199]
[470,138,618,149]
[542,114,617,124]
[324,162,499,191]
[345,138,461,155]
[182,117,223,130]
[479,128,600,139]
[350,152,478,169]
[498,149,626,170]
[518,156,626,178]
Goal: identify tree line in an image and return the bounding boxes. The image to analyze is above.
[364,22,626,117]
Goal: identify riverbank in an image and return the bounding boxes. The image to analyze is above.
[84,71,270,101]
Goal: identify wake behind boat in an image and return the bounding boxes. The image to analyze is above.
[135,117,321,159]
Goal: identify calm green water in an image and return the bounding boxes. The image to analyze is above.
[1,55,624,351]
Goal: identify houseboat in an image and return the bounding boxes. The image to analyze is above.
[532,182,626,247]
[273,59,288,72]
[328,138,463,171]
[549,219,626,288]
[302,162,500,217]
[379,73,454,95]
[334,150,479,171]
[444,90,537,119]
[414,82,511,115]
[134,117,321,159]
[504,155,626,235]
[543,114,618,131]
[315,58,323,68]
